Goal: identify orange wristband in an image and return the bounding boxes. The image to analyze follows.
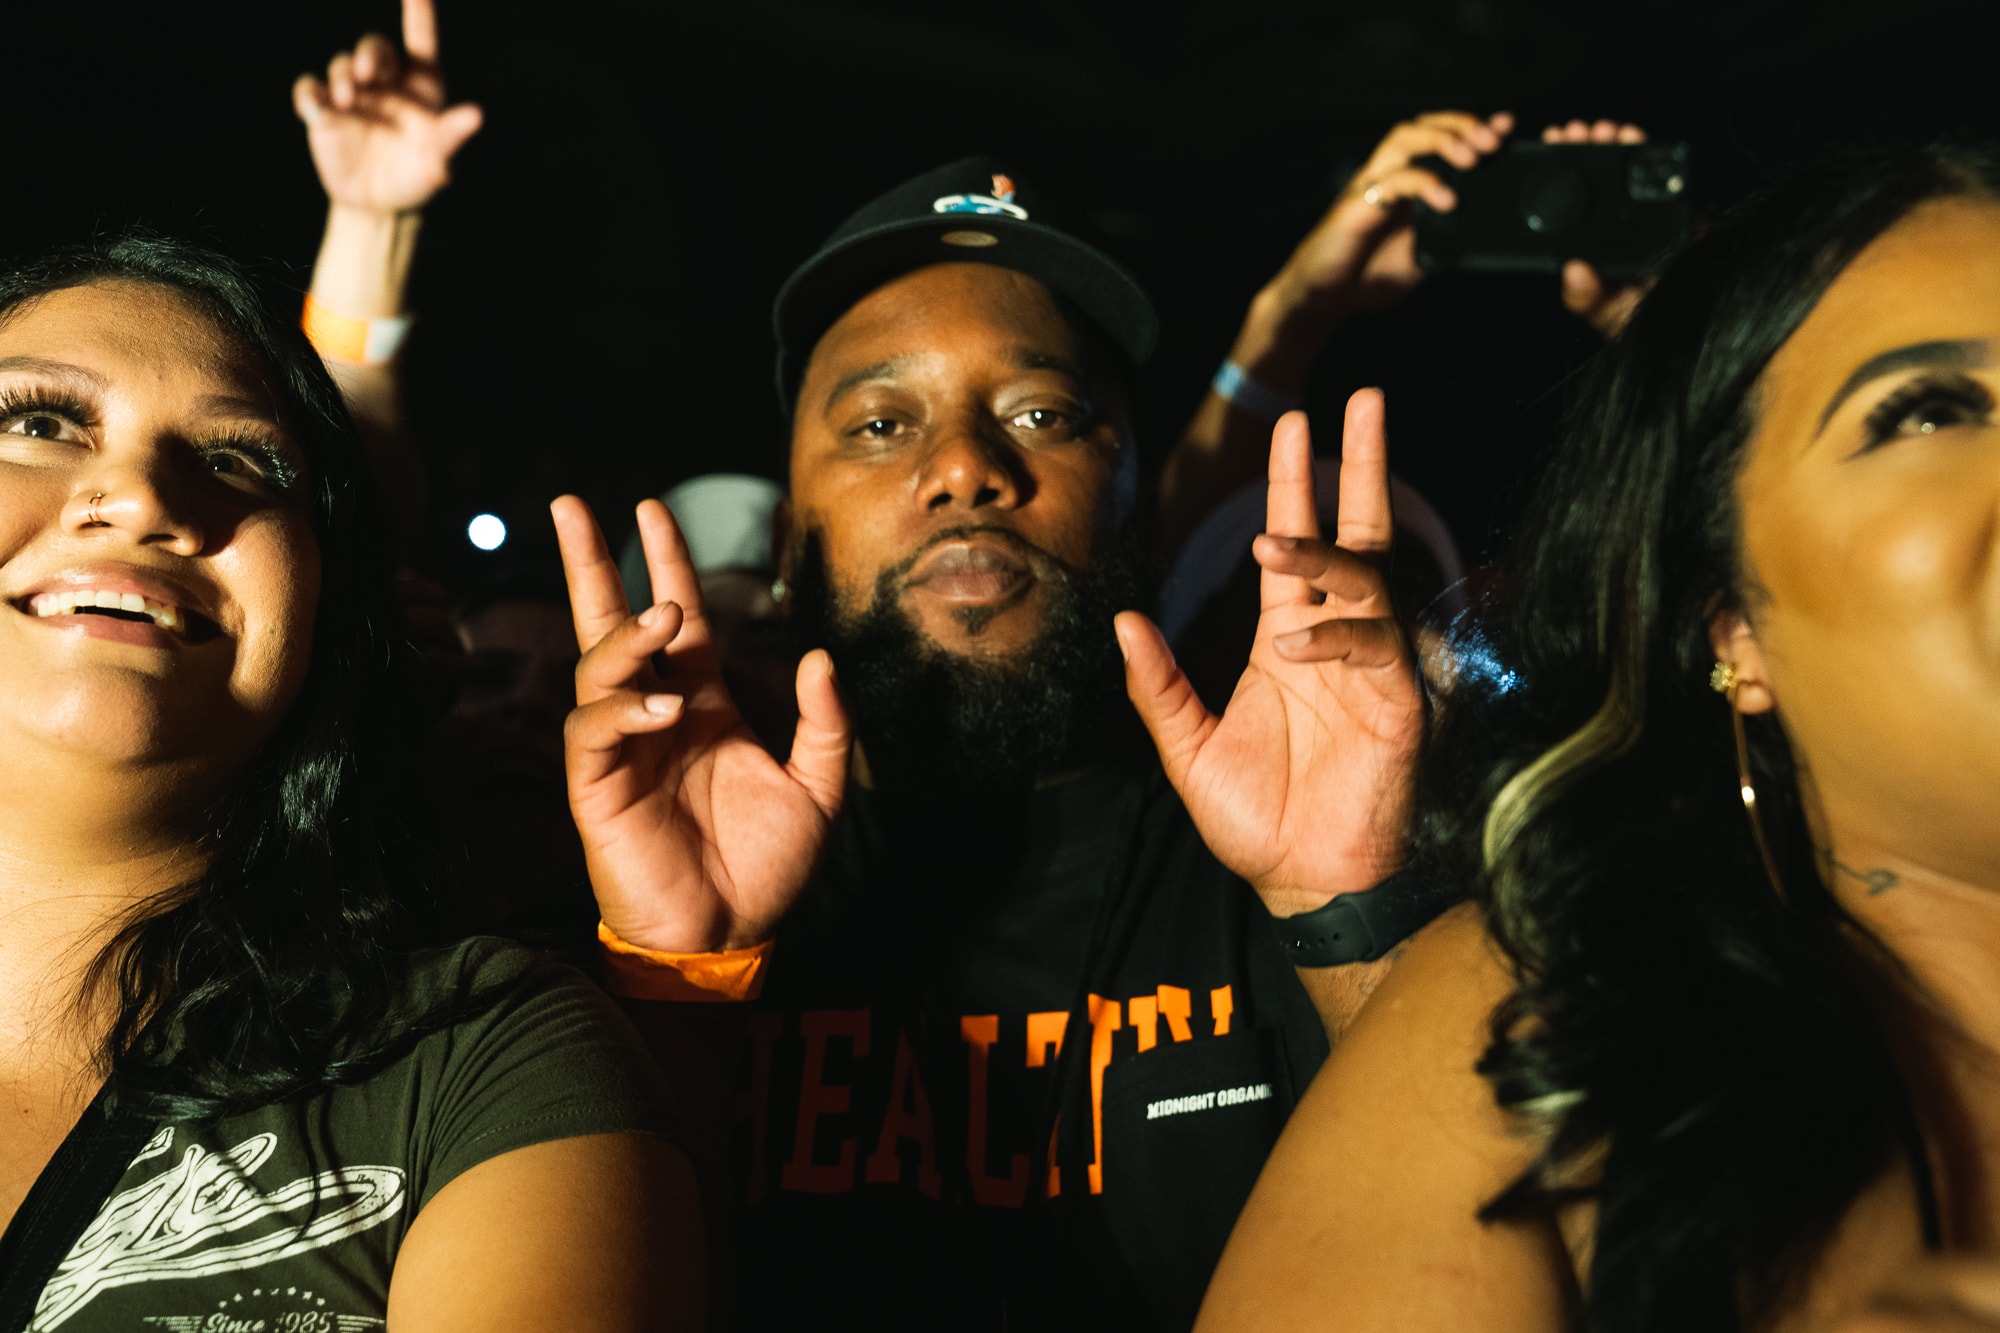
[302,293,412,366]
[597,921,774,1003]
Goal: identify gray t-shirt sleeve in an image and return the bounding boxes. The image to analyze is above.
[406,939,684,1209]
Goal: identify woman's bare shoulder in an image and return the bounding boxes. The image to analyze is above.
[1369,899,1520,1027]
[1197,902,1573,1332]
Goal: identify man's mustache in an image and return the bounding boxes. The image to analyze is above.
[874,525,1077,599]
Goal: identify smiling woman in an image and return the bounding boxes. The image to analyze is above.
[0,236,702,1332]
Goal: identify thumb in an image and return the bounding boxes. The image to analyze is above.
[435,102,484,157]
[1561,258,1605,317]
[784,648,850,819]
[1116,611,1217,788]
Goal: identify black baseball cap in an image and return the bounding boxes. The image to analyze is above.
[773,156,1159,410]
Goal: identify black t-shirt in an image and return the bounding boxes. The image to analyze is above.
[728,755,1330,1331]
[9,939,680,1333]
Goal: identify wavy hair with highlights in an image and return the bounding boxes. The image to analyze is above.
[1414,141,2000,1330]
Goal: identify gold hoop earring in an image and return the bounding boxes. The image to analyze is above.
[1711,659,1787,904]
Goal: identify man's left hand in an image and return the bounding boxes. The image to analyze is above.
[1118,390,1425,919]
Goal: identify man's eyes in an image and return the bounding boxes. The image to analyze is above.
[1009,408,1072,431]
[840,404,1086,444]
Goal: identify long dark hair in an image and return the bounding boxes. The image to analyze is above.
[1416,142,2000,1329]
[2,233,440,1120]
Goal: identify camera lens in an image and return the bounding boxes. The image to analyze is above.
[1519,165,1588,235]
[1628,144,1692,202]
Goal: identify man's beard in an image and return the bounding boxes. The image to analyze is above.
[787,523,1150,792]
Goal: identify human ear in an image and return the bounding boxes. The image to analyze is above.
[1707,609,1776,715]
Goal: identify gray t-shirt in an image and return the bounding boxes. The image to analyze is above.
[28,938,679,1333]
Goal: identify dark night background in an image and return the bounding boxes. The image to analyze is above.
[11,0,1998,589]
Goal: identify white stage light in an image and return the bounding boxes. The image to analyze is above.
[467,513,507,551]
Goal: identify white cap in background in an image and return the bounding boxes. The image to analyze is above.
[620,473,784,611]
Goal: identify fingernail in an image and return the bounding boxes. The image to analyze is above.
[1275,630,1312,653]
[644,693,682,716]
[1267,535,1301,550]
[639,600,670,628]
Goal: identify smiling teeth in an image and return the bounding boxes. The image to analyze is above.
[27,590,183,630]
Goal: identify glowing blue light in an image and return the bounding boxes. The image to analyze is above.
[467,513,507,551]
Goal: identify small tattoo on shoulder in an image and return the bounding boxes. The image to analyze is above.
[1821,851,1899,895]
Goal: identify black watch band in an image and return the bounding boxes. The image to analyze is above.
[1272,868,1456,968]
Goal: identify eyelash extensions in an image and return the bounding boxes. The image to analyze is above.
[0,384,96,433]
[1858,372,1996,451]
[195,427,305,493]
[0,385,304,494]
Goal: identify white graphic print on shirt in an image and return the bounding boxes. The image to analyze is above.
[139,1285,385,1332]
[31,1128,405,1332]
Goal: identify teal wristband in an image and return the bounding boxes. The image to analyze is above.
[1212,359,1300,422]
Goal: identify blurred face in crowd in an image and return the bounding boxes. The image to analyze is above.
[782,263,1143,785]
[1723,197,2000,881]
[455,596,579,749]
[0,281,319,811]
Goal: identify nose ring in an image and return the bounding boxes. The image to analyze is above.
[86,491,105,525]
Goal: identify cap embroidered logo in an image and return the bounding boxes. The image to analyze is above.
[930,187,1030,220]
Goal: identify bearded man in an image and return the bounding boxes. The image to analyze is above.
[554,159,1437,1331]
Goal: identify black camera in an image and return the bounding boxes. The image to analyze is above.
[1413,140,1692,281]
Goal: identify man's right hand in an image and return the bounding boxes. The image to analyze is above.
[292,0,484,216]
[554,497,851,954]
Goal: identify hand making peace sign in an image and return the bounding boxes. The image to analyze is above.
[292,0,484,215]
[553,497,852,955]
[1117,390,1426,919]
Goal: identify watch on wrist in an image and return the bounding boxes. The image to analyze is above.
[1272,867,1456,968]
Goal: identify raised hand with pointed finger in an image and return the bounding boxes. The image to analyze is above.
[554,496,851,955]
[1118,390,1425,919]
[292,0,484,215]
